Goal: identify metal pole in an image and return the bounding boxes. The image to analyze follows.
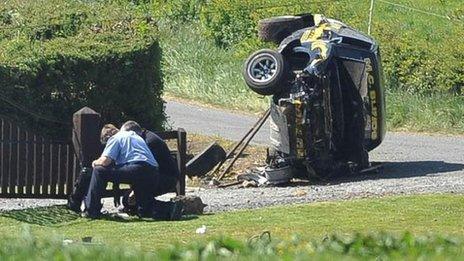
[211,109,270,175]
[368,0,375,35]
[217,109,271,181]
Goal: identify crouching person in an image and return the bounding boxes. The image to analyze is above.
[83,123,182,220]
[122,121,180,197]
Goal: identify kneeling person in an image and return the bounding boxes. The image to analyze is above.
[122,121,180,197]
[84,124,158,218]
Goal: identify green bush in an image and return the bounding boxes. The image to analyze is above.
[0,0,164,139]
[0,230,462,260]
[199,0,257,48]
[152,0,207,25]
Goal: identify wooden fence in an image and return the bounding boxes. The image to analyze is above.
[0,107,187,199]
[0,116,78,199]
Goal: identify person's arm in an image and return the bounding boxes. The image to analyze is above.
[93,135,120,167]
[92,156,113,167]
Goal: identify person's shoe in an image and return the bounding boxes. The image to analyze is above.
[80,211,101,219]
[67,196,82,213]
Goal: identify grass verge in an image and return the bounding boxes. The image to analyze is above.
[387,89,464,134]
[0,194,462,251]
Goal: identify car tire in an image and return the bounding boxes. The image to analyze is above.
[243,49,290,96]
[258,14,313,44]
[186,142,226,177]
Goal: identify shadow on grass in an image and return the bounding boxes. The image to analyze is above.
[0,205,79,226]
[0,205,200,226]
[98,214,199,223]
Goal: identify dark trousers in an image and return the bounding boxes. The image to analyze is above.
[69,167,92,205]
[85,163,157,216]
[154,174,177,196]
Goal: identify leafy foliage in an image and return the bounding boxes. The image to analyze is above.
[0,0,164,139]
[0,229,462,260]
[152,0,207,25]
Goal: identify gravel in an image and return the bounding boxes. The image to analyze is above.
[0,198,66,212]
[1,101,463,213]
[190,170,464,213]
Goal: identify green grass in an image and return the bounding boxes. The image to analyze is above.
[0,194,463,249]
[0,194,463,259]
[387,90,464,134]
[160,23,270,113]
[0,230,462,260]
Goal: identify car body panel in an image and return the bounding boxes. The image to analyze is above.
[276,15,386,151]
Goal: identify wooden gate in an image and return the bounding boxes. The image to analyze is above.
[0,116,78,199]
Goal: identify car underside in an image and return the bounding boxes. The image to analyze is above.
[243,14,386,183]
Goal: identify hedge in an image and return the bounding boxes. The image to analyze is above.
[0,0,164,139]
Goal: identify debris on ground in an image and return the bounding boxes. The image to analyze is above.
[215,109,270,181]
[242,180,258,188]
[171,195,207,215]
[196,225,207,234]
[294,190,308,197]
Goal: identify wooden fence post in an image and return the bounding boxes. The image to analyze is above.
[177,128,187,195]
[72,107,101,168]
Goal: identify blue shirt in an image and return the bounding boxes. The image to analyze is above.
[101,130,158,167]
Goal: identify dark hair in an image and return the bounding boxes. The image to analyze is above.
[100,124,119,144]
[121,120,142,135]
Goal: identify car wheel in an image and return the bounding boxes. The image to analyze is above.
[186,142,226,177]
[243,49,289,96]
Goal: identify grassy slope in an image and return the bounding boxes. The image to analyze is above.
[160,1,464,134]
[160,24,270,113]
[387,90,464,133]
[0,194,462,250]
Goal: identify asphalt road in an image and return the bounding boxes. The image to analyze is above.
[166,100,271,145]
[166,100,464,212]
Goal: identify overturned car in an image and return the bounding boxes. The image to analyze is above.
[243,14,386,183]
